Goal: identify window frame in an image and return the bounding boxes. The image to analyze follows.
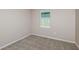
[40,9,51,28]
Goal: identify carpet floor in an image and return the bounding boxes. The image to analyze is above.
[2,35,79,50]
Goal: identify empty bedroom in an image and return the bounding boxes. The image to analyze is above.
[0,9,79,50]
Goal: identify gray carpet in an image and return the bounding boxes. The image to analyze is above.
[2,35,79,50]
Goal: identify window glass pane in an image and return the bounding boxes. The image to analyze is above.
[40,10,50,28]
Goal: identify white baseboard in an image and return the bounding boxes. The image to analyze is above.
[75,43,79,49]
[0,33,75,49]
[32,33,75,43]
[0,33,31,49]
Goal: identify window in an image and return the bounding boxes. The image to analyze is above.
[40,10,50,28]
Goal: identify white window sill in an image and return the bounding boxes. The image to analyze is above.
[40,26,50,28]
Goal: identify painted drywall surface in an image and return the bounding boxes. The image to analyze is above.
[32,9,75,43]
[76,10,79,46]
[0,9,31,47]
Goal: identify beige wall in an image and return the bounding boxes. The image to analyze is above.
[32,9,75,43]
[0,9,76,48]
[76,9,79,47]
[0,9,31,48]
